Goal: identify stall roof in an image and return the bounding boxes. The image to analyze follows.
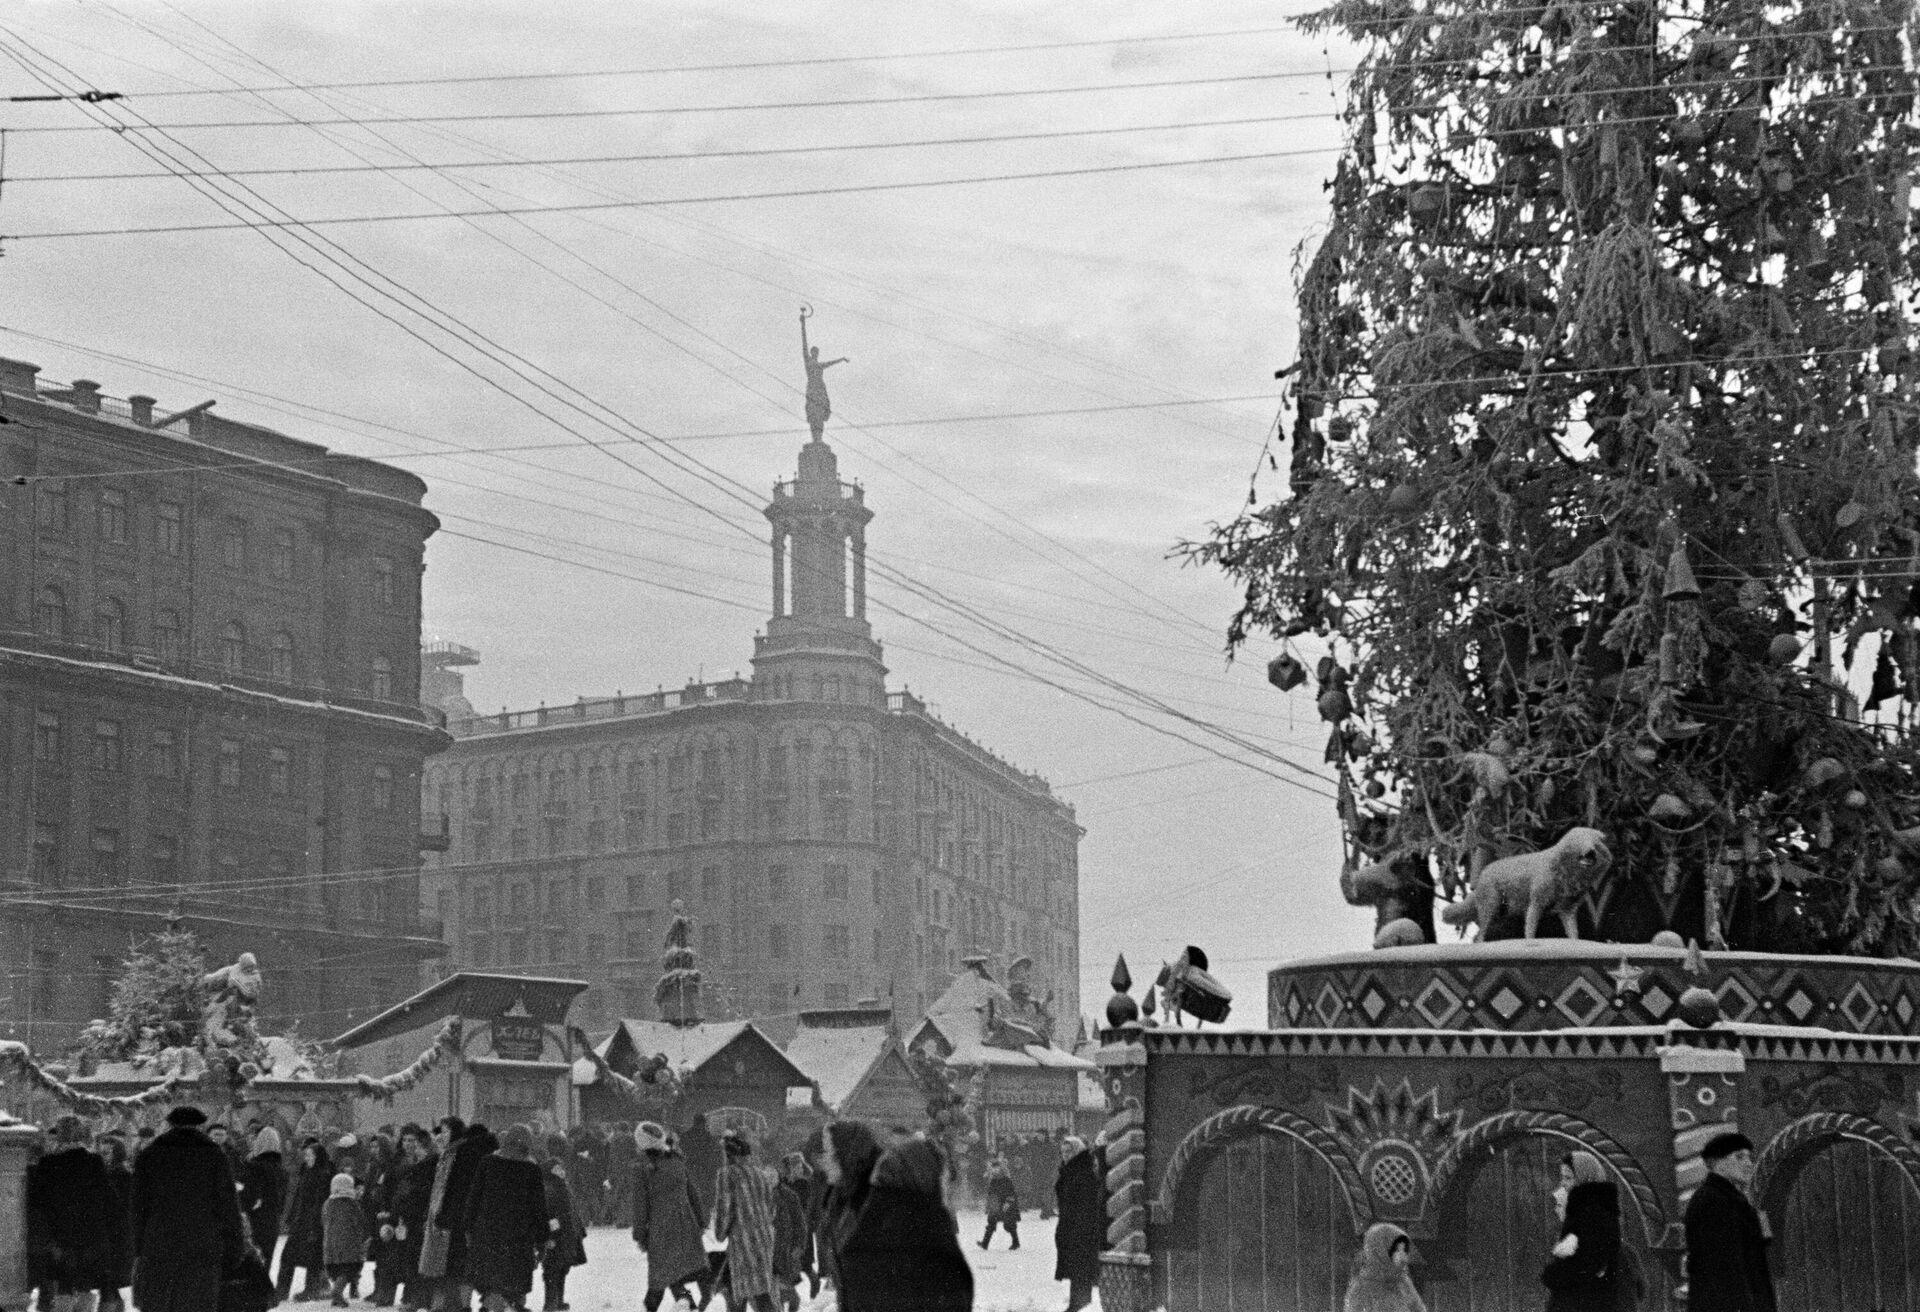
[328,972,588,1050]
[785,1024,900,1113]
[911,970,1095,1072]
[598,1018,812,1087]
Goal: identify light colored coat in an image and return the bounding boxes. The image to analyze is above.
[713,1162,779,1300]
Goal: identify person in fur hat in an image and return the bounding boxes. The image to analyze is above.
[28,1114,121,1312]
[1344,1222,1426,1312]
[631,1120,710,1311]
[1542,1151,1622,1312]
[323,1171,371,1308]
[130,1105,248,1312]
[1684,1132,1776,1312]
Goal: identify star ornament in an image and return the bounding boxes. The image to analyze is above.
[1609,957,1645,998]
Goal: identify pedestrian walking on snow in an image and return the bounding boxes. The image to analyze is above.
[819,1120,883,1303]
[462,1124,551,1312]
[771,1152,812,1311]
[712,1130,781,1312]
[1343,1223,1426,1312]
[238,1127,287,1267]
[324,1171,371,1307]
[1684,1132,1777,1312]
[94,1132,135,1312]
[422,1118,495,1312]
[1542,1151,1622,1312]
[385,1124,438,1312]
[979,1154,1021,1251]
[631,1121,710,1312]
[129,1104,248,1312]
[540,1132,588,1312]
[1053,1136,1103,1312]
[837,1138,974,1312]
[27,1114,121,1312]
[277,1136,336,1302]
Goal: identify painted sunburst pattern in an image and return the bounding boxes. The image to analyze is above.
[1326,1078,1464,1160]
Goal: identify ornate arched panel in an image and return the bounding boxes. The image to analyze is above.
[1427,1109,1666,1248]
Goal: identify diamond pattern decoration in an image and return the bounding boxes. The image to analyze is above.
[1554,974,1612,1028]
[1839,981,1880,1032]
[1894,990,1915,1030]
[1358,980,1397,1025]
[1781,984,1820,1024]
[1715,975,1760,1024]
[1284,987,1305,1027]
[1315,981,1346,1027]
[1639,981,1675,1022]
[1485,979,1529,1024]
[1413,977,1464,1028]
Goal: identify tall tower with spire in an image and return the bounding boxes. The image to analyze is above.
[753,312,887,704]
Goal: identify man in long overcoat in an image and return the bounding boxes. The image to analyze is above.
[1053,1136,1104,1312]
[130,1104,247,1312]
[632,1121,710,1312]
[680,1113,720,1214]
[1684,1132,1777,1312]
[28,1114,123,1311]
[462,1125,550,1312]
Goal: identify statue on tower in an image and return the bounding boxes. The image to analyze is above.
[800,304,847,441]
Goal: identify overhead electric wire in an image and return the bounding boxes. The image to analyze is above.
[5,115,1327,182]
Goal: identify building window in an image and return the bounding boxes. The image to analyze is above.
[370,655,393,700]
[32,822,60,883]
[543,819,566,853]
[95,597,126,651]
[824,925,850,959]
[269,631,294,681]
[701,866,723,901]
[824,798,851,841]
[150,727,179,779]
[510,828,529,860]
[768,865,789,899]
[769,925,790,959]
[91,828,121,884]
[586,819,607,851]
[267,851,294,905]
[824,865,849,900]
[699,797,721,838]
[372,764,395,811]
[221,621,246,674]
[702,921,727,955]
[666,813,687,844]
[219,518,246,571]
[150,834,177,884]
[37,585,67,638]
[586,765,607,799]
[471,937,493,968]
[471,827,492,862]
[34,710,61,762]
[824,982,850,1007]
[372,555,396,607]
[268,746,291,796]
[157,500,182,555]
[154,608,182,665]
[37,480,68,530]
[585,934,605,961]
[585,876,604,909]
[509,883,529,917]
[92,718,123,772]
[98,487,128,543]
[218,738,242,791]
[270,527,295,580]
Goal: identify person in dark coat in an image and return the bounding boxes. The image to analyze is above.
[324,1171,372,1307]
[540,1132,588,1312]
[238,1127,288,1267]
[1053,1136,1103,1312]
[95,1131,136,1312]
[130,1104,248,1312]
[277,1136,336,1301]
[772,1152,812,1311]
[819,1120,883,1304]
[1685,1132,1777,1312]
[385,1125,437,1312]
[607,1123,638,1227]
[1030,1136,1057,1220]
[679,1113,720,1214]
[462,1124,551,1312]
[979,1154,1021,1251]
[802,1130,832,1299]
[631,1121,710,1312]
[425,1118,497,1310]
[28,1114,122,1308]
[1542,1151,1621,1312]
[359,1131,400,1306]
[838,1138,973,1312]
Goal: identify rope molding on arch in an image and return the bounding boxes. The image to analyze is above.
[1752,1110,1920,1206]
[1155,1103,1372,1238]
[1427,1109,1668,1249]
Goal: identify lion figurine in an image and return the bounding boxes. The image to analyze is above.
[1440,827,1612,941]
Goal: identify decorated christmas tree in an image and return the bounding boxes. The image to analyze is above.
[656,899,703,1026]
[1193,0,1920,953]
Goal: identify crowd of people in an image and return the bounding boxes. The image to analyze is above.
[24,1105,1112,1312]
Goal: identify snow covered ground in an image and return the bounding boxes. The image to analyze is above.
[558,1209,1085,1312]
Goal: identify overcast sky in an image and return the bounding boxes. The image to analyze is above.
[0,1,1374,1025]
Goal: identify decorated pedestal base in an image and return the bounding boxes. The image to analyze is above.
[1097,942,1920,1312]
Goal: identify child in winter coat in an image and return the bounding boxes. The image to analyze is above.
[981,1154,1021,1251]
[1344,1222,1426,1312]
[322,1171,370,1308]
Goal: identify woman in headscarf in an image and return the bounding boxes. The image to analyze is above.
[238,1128,287,1266]
[462,1125,550,1312]
[1344,1222,1426,1312]
[631,1120,710,1312]
[818,1120,882,1301]
[1542,1151,1622,1312]
[712,1131,779,1312]
[539,1132,588,1312]
[837,1138,973,1312]
[276,1136,335,1303]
